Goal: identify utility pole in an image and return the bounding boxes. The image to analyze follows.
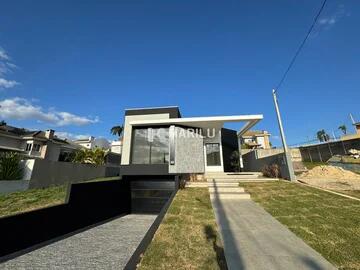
[272,89,296,181]
[350,113,357,133]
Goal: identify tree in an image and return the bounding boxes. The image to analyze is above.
[316,129,330,142]
[110,125,123,137]
[0,120,6,126]
[338,124,347,135]
[72,148,105,165]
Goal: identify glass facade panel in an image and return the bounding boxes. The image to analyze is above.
[206,143,221,166]
[131,127,169,164]
[131,128,151,164]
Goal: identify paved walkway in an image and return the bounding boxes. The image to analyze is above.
[1,214,157,270]
[209,179,336,270]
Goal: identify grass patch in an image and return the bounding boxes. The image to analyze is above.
[239,181,360,270]
[138,188,227,270]
[303,161,327,170]
[0,185,67,218]
[84,176,121,183]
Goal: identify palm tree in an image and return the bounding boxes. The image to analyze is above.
[316,129,330,142]
[110,125,123,137]
[338,124,347,135]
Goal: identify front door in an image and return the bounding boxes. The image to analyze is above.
[204,143,223,172]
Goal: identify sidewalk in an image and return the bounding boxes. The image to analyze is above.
[1,214,157,270]
[209,181,336,270]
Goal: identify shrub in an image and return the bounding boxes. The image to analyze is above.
[230,150,241,172]
[0,152,23,180]
[262,164,281,178]
[71,148,105,165]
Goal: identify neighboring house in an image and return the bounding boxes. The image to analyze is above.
[120,106,263,175]
[111,140,122,154]
[0,125,79,161]
[240,130,271,149]
[339,122,360,141]
[74,136,110,150]
[355,122,360,135]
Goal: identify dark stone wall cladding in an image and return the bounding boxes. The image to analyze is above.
[0,180,131,260]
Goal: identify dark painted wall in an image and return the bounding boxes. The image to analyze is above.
[125,107,181,118]
[0,179,130,260]
[221,128,239,172]
[120,164,169,176]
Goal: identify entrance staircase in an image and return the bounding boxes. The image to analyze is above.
[186,172,279,199]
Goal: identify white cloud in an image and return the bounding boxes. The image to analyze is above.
[318,4,347,29]
[0,78,19,88]
[55,131,90,140]
[0,97,99,126]
[0,47,19,89]
[0,47,10,61]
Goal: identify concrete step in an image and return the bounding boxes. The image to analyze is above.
[205,174,261,179]
[210,193,251,200]
[209,178,279,183]
[185,182,209,187]
[209,187,245,193]
[208,183,240,187]
[205,172,262,176]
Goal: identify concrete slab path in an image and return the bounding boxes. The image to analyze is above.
[1,214,157,270]
[209,180,336,270]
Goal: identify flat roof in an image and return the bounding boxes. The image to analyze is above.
[129,114,263,134]
[125,106,181,118]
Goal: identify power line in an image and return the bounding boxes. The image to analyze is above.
[275,0,328,92]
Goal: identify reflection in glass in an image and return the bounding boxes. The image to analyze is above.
[131,127,169,164]
[206,143,221,166]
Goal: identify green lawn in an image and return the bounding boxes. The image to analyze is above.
[0,185,67,218]
[138,188,227,270]
[240,181,360,270]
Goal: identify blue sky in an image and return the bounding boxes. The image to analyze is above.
[0,0,359,145]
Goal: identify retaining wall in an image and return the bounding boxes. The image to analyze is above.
[0,179,130,260]
[299,138,360,162]
[0,180,30,195]
[21,159,120,189]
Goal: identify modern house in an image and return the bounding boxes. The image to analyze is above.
[0,125,80,161]
[239,130,271,149]
[73,136,110,150]
[120,106,263,176]
[354,122,360,135]
[111,139,122,154]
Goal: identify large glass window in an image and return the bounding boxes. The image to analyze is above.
[206,143,221,166]
[131,127,169,164]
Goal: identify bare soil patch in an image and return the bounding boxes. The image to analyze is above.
[299,165,360,190]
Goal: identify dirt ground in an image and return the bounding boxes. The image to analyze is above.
[298,165,360,190]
